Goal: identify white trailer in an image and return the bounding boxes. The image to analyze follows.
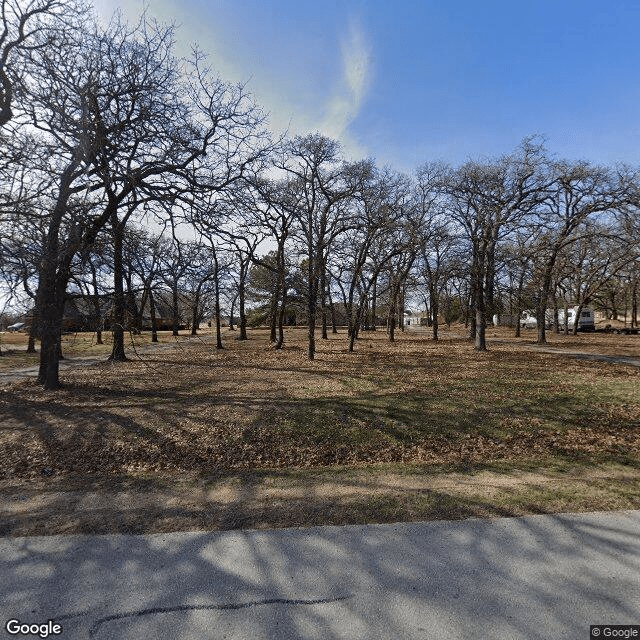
[520,307,595,331]
[558,306,595,332]
[520,310,536,329]
[519,310,553,329]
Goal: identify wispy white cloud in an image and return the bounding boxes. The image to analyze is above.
[319,19,373,157]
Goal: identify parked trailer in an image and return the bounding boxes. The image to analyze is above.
[520,307,595,331]
[519,310,553,329]
[558,307,595,332]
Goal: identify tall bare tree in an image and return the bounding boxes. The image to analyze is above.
[441,137,549,350]
[242,174,300,348]
[531,160,635,343]
[14,10,270,388]
[278,134,370,359]
[0,0,74,128]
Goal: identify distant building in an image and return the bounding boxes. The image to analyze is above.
[404,311,429,327]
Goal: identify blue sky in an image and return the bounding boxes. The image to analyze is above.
[93,0,640,172]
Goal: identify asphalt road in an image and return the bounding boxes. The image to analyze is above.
[1,510,639,639]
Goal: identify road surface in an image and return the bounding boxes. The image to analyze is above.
[1,510,639,639]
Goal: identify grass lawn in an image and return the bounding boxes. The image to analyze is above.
[0,325,638,536]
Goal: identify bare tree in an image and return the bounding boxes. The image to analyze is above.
[70,232,112,344]
[560,221,633,334]
[441,137,549,350]
[531,160,634,343]
[17,14,193,385]
[14,10,270,388]
[278,134,370,360]
[418,218,460,341]
[122,227,164,342]
[0,0,74,128]
[499,232,537,337]
[157,236,191,338]
[329,167,412,351]
[182,241,216,336]
[242,173,300,348]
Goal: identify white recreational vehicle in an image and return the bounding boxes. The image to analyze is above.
[519,309,555,329]
[558,306,595,331]
[520,306,595,331]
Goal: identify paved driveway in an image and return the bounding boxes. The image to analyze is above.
[1,510,639,639]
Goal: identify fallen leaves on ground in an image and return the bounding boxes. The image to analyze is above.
[0,327,638,534]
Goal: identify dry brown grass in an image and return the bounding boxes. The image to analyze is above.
[1,325,639,536]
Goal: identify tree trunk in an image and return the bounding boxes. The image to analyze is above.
[329,291,338,334]
[536,295,547,345]
[238,271,248,340]
[474,252,487,351]
[269,275,279,342]
[109,219,127,361]
[213,252,223,349]
[388,284,397,343]
[36,281,66,390]
[27,321,37,353]
[536,269,556,345]
[349,306,364,352]
[484,243,497,324]
[321,271,328,340]
[275,281,287,350]
[149,288,158,342]
[89,263,103,344]
[35,163,80,389]
[474,306,486,351]
[432,290,439,341]
[371,278,377,331]
[572,302,585,336]
[172,281,180,337]
[308,301,316,360]
[468,291,476,337]
[39,306,64,389]
[362,296,370,331]
[190,295,200,336]
[228,294,236,331]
